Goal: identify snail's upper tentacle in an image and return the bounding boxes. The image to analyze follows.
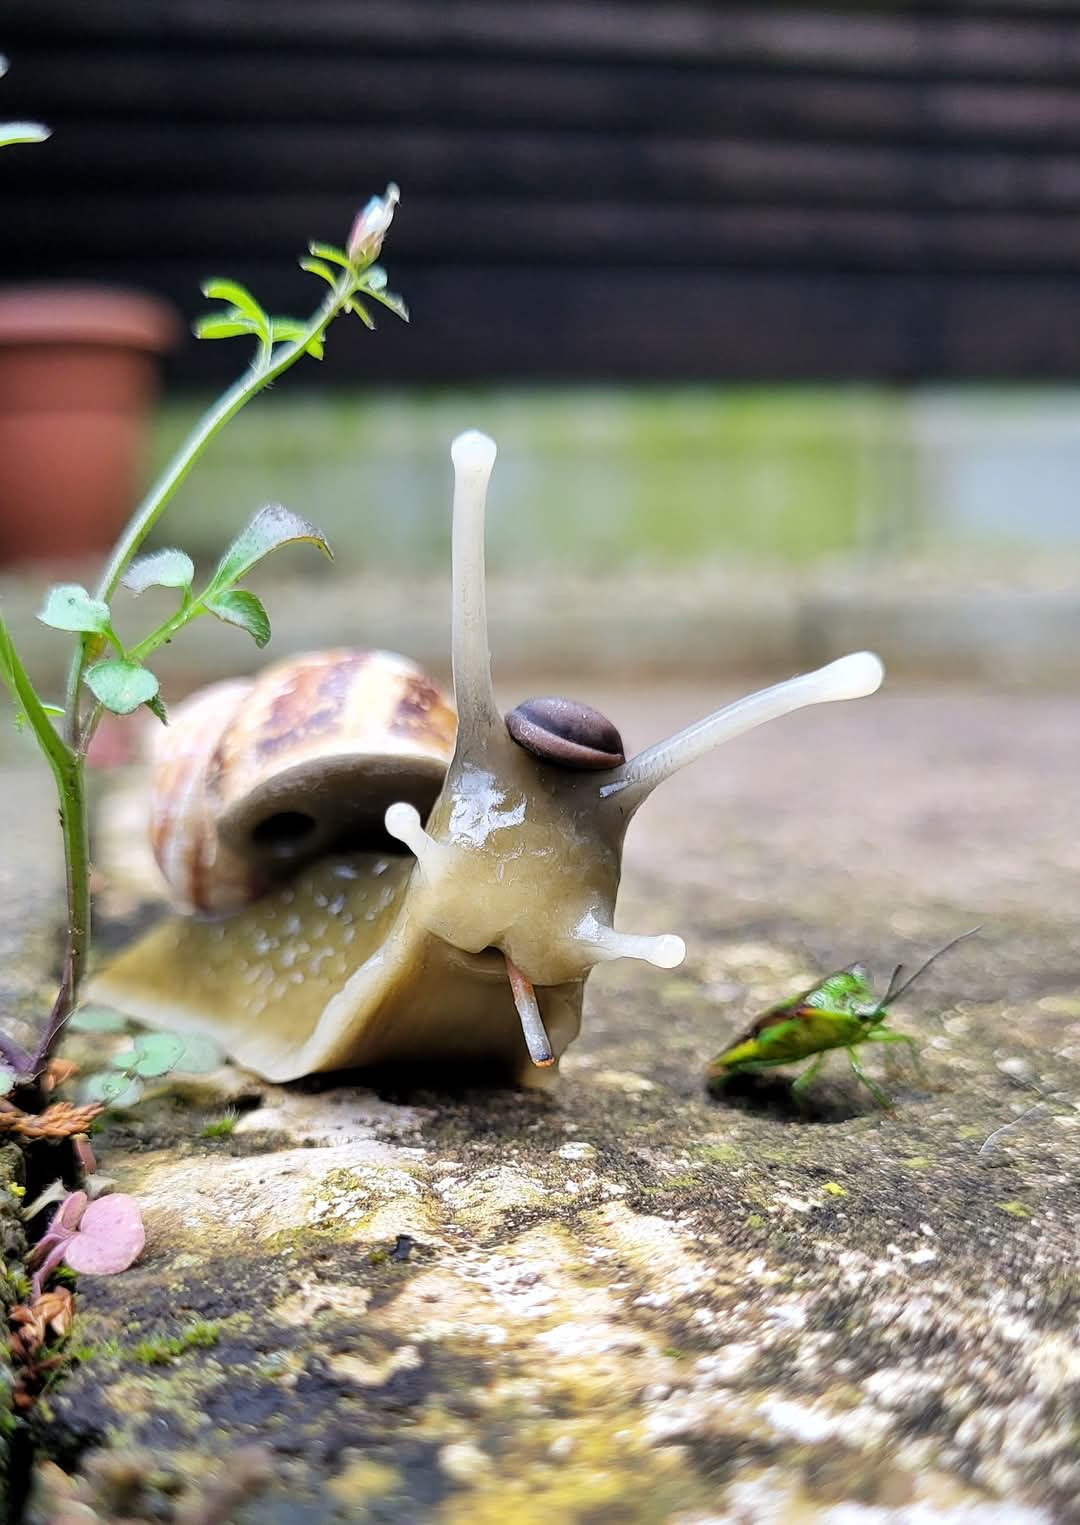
[598,651,885,817]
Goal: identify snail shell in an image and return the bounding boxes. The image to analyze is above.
[149,649,455,915]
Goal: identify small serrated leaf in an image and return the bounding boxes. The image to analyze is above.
[193,314,259,341]
[146,693,169,725]
[348,299,376,330]
[38,584,112,635]
[299,256,337,288]
[85,660,159,716]
[369,288,409,323]
[123,548,195,595]
[200,279,266,326]
[269,316,309,342]
[208,504,332,593]
[205,589,271,648]
[307,241,352,270]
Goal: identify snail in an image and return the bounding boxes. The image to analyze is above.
[93,431,885,1087]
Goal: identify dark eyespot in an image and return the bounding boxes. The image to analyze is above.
[505,697,625,771]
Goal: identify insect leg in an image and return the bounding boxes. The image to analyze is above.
[790,1050,828,1103]
[846,1047,893,1110]
[864,1027,927,1083]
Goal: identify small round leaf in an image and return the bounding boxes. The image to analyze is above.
[64,1193,145,1275]
[129,1033,187,1078]
[38,584,111,635]
[69,1004,127,1034]
[175,1034,226,1075]
[83,1072,144,1107]
[122,549,195,595]
[205,589,271,648]
[86,660,159,716]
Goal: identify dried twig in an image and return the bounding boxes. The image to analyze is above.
[0,1096,104,1139]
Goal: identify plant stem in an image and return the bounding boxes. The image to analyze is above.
[0,616,90,1074]
[63,274,354,754]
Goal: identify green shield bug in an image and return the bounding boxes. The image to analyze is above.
[707,928,980,1109]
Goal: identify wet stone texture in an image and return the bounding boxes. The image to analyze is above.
[3,686,1080,1523]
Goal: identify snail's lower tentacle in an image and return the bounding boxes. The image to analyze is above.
[505,956,555,1067]
[574,912,686,971]
[384,801,441,872]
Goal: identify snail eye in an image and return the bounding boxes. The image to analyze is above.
[505,697,625,771]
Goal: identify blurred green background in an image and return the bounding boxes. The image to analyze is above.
[147,386,1077,572]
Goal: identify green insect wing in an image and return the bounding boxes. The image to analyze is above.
[706,928,979,1106]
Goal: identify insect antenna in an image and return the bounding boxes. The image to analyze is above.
[881,926,981,1009]
[879,963,905,1007]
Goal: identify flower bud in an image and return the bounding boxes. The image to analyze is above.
[347,183,400,264]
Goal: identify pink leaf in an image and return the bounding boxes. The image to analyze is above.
[64,1193,145,1275]
[56,1190,88,1233]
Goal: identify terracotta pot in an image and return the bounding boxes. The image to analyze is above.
[0,286,179,565]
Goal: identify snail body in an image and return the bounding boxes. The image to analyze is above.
[94,432,884,1086]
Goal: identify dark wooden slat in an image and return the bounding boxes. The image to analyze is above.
[6,48,1080,154]
[6,192,1080,273]
[6,0,1080,81]
[6,121,1080,215]
[4,259,1076,384]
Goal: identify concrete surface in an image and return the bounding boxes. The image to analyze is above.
[1,684,1078,1522]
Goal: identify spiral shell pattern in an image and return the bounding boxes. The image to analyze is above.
[148,649,456,916]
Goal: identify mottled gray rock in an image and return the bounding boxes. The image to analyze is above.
[2,688,1079,1523]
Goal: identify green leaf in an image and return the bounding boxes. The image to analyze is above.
[208,504,332,594]
[68,1005,127,1034]
[269,316,308,342]
[0,122,50,149]
[193,314,260,341]
[146,693,169,726]
[38,584,112,636]
[368,288,409,323]
[347,299,376,330]
[13,702,63,732]
[86,660,159,716]
[83,1072,144,1107]
[0,1064,15,1096]
[128,1033,188,1078]
[174,1034,226,1075]
[308,241,352,270]
[200,279,266,327]
[269,317,324,359]
[205,589,271,648]
[299,256,337,288]
[123,548,195,595]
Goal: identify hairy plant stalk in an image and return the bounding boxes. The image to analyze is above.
[63,276,354,755]
[0,618,90,1076]
[11,265,370,1078]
